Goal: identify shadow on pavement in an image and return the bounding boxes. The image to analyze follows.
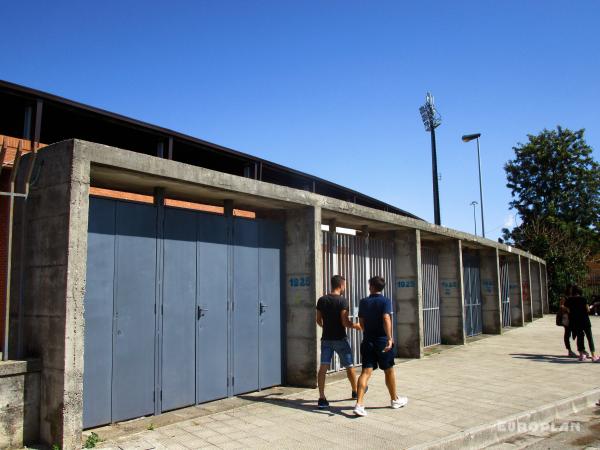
[510,353,582,364]
[237,392,360,419]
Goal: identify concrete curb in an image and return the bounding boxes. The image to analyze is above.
[409,387,600,450]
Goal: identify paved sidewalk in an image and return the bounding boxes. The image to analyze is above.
[93,316,600,450]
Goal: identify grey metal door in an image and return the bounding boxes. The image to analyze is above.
[161,208,196,412]
[422,247,441,347]
[112,201,157,422]
[500,259,511,327]
[233,218,260,395]
[463,251,483,337]
[83,198,116,428]
[196,212,229,403]
[258,220,283,389]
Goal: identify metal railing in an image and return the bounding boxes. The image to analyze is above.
[422,247,441,347]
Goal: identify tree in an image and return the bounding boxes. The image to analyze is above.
[503,126,600,309]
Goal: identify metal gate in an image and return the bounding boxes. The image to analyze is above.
[500,258,511,327]
[421,247,441,347]
[83,196,284,428]
[322,230,394,371]
[463,251,483,337]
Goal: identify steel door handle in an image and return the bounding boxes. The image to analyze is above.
[260,302,268,314]
[197,306,208,319]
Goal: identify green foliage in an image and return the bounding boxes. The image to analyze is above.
[51,445,60,450]
[83,432,101,448]
[147,423,155,431]
[503,127,600,309]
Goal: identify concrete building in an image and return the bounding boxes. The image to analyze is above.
[0,81,547,449]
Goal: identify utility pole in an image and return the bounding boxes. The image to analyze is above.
[419,93,442,226]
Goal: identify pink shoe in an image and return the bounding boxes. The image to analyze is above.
[579,354,588,362]
[592,356,600,363]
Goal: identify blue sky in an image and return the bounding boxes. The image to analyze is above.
[1,1,598,238]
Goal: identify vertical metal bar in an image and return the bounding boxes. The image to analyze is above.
[17,99,43,358]
[224,200,234,396]
[3,142,23,360]
[167,137,174,160]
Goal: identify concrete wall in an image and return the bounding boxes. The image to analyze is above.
[541,264,550,313]
[284,206,321,387]
[0,360,40,448]
[9,141,88,449]
[521,258,533,322]
[508,255,524,327]
[480,248,502,334]
[438,240,465,345]
[394,229,423,358]
[531,261,543,318]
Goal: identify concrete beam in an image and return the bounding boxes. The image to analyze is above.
[284,206,321,387]
[394,229,423,358]
[480,248,502,334]
[531,261,543,318]
[438,240,466,345]
[521,258,533,322]
[508,255,524,327]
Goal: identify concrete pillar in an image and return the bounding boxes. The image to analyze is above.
[531,261,543,318]
[480,248,502,334]
[541,264,550,313]
[394,229,423,358]
[521,257,532,322]
[508,255,524,327]
[10,141,88,449]
[438,240,466,345]
[284,205,322,387]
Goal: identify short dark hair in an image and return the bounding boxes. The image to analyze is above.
[331,275,346,290]
[571,285,583,296]
[369,276,385,292]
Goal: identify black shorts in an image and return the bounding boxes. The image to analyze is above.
[360,337,395,370]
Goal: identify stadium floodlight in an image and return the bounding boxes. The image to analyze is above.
[419,92,442,225]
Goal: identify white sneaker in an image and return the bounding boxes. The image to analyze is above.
[353,404,367,417]
[391,396,408,409]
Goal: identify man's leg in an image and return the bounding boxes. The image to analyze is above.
[356,368,373,405]
[384,367,398,400]
[345,367,357,392]
[318,364,329,399]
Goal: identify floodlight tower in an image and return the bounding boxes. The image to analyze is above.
[419,92,442,226]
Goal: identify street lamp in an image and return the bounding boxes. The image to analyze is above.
[470,201,478,236]
[419,92,442,226]
[462,133,485,238]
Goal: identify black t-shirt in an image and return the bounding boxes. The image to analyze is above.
[316,294,349,340]
[565,296,591,330]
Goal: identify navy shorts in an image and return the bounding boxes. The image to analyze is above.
[360,337,395,370]
[320,338,354,368]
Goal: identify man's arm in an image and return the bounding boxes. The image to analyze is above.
[340,309,361,330]
[316,310,323,327]
[382,313,393,352]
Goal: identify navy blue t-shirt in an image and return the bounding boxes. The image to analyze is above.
[358,294,393,339]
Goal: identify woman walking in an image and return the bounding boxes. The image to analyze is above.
[565,285,598,362]
[557,295,578,357]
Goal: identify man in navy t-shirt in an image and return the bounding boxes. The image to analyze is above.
[353,276,408,417]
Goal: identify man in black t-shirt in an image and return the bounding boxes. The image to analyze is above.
[316,275,362,409]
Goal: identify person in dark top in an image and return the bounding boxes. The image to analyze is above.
[353,276,408,417]
[565,285,598,362]
[316,275,362,409]
[558,295,578,357]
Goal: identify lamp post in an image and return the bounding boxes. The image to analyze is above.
[462,133,485,238]
[470,201,478,236]
[419,93,442,226]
